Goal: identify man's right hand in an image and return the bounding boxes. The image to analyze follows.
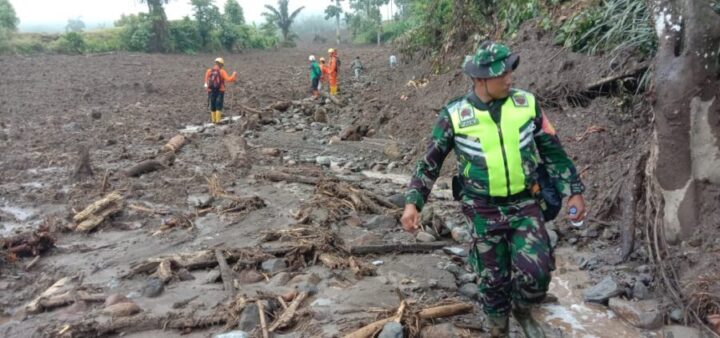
[400,204,420,233]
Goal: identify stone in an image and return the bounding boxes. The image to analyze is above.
[316,155,341,166]
[294,281,318,296]
[350,232,383,246]
[313,108,327,123]
[568,237,579,245]
[260,148,281,156]
[238,303,260,331]
[90,111,102,120]
[420,322,458,338]
[205,269,221,284]
[388,194,406,208]
[638,273,653,285]
[328,136,342,145]
[632,280,650,300]
[416,231,436,242]
[269,272,291,287]
[662,326,702,338]
[459,283,479,300]
[378,321,404,338]
[365,215,398,229]
[141,278,164,298]
[187,194,214,208]
[635,265,651,274]
[177,268,195,281]
[451,226,471,243]
[581,228,599,238]
[420,206,434,226]
[383,142,403,160]
[458,273,476,284]
[261,258,287,274]
[583,276,624,303]
[548,229,559,248]
[104,294,129,307]
[103,301,142,317]
[443,246,467,257]
[236,269,265,284]
[608,298,662,329]
[669,308,684,322]
[214,330,250,338]
[602,228,615,240]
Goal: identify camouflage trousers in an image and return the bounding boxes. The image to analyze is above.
[463,197,554,318]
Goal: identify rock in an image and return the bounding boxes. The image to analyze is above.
[632,280,650,300]
[365,215,398,229]
[187,194,214,208]
[90,111,102,120]
[388,194,406,208]
[548,229,559,248]
[328,136,342,145]
[316,155,341,166]
[416,231,437,242]
[310,298,332,307]
[205,269,221,284]
[451,226,471,243]
[443,246,468,257]
[104,294,129,307]
[662,326,702,338]
[638,273,653,285]
[635,265,651,274]
[177,268,195,281]
[459,283,479,299]
[708,314,720,335]
[581,228,599,238]
[669,308,684,322]
[608,298,662,329]
[378,321,404,338]
[238,303,260,331]
[269,272,291,287]
[103,301,142,317]
[420,206,434,226]
[141,278,164,298]
[236,269,265,284]
[583,276,624,303]
[260,148,281,156]
[350,232,383,246]
[568,237,579,245]
[458,273,476,284]
[383,143,403,160]
[313,108,327,123]
[294,281,318,296]
[214,330,250,338]
[261,258,287,274]
[420,322,458,338]
[602,228,615,240]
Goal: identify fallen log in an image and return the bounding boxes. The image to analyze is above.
[161,134,187,153]
[57,311,230,338]
[346,242,453,255]
[416,302,473,319]
[125,159,165,177]
[258,300,270,338]
[257,172,320,185]
[344,300,406,338]
[73,192,122,223]
[26,277,74,314]
[1,229,55,257]
[269,291,308,331]
[215,249,236,298]
[75,202,123,232]
[38,290,106,311]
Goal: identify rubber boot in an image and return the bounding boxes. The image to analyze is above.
[487,315,509,338]
[512,305,545,338]
[210,111,216,124]
[330,85,337,96]
[216,110,223,123]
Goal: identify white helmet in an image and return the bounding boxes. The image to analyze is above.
[308,55,316,62]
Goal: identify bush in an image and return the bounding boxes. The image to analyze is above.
[53,32,86,54]
[169,17,200,53]
[84,28,123,53]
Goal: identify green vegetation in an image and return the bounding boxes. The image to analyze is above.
[261,0,305,47]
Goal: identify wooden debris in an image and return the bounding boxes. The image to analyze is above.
[126,159,165,177]
[37,290,105,311]
[269,291,308,332]
[416,302,473,319]
[346,241,453,255]
[57,310,230,337]
[344,300,406,338]
[156,259,174,283]
[215,249,236,298]
[26,277,74,314]
[25,255,41,270]
[72,192,124,232]
[72,146,94,181]
[161,134,186,153]
[1,228,55,257]
[257,171,320,185]
[349,257,376,278]
[258,300,270,338]
[270,101,292,111]
[223,135,251,169]
[103,301,142,317]
[319,253,347,269]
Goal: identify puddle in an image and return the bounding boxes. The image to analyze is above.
[1,205,37,222]
[536,247,659,337]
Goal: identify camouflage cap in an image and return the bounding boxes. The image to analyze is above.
[463,41,519,79]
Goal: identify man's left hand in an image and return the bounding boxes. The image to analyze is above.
[567,194,586,222]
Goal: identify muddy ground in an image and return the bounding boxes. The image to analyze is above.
[0,36,700,338]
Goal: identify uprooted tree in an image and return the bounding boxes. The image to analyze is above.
[645,0,720,243]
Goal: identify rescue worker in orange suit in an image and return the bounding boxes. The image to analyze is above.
[328,48,339,96]
[319,57,328,92]
[204,57,237,124]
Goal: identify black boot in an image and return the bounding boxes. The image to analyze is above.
[512,304,546,338]
[487,315,509,338]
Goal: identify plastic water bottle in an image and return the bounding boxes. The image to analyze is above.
[569,206,584,227]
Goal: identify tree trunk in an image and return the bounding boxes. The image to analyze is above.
[648,0,720,242]
[335,6,341,45]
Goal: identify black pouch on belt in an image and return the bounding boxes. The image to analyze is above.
[535,163,562,221]
[452,175,463,201]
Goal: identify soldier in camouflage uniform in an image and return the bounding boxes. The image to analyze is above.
[400,41,587,338]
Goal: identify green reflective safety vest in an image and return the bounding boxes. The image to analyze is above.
[448,90,539,197]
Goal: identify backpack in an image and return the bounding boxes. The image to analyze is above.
[208,68,223,91]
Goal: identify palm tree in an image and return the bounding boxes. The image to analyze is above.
[262,0,304,46]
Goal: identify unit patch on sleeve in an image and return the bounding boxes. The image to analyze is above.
[511,93,528,107]
[459,108,479,128]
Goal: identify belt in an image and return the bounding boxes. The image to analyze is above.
[480,190,533,206]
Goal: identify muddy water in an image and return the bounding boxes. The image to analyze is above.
[537,247,658,337]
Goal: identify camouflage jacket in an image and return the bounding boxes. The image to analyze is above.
[406,89,585,210]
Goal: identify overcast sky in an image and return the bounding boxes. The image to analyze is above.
[11,0,354,31]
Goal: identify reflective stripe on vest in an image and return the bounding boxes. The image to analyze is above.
[449,91,536,197]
